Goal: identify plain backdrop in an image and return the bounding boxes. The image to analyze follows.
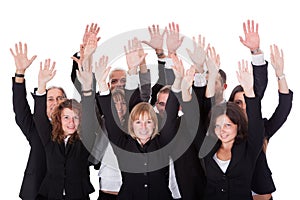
[1,0,298,199]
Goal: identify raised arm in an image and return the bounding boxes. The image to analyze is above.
[236,60,264,155]
[33,59,57,146]
[205,45,220,100]
[239,19,267,99]
[71,23,100,93]
[11,42,37,141]
[186,34,208,74]
[264,44,293,139]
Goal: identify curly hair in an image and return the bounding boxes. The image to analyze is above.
[51,99,81,144]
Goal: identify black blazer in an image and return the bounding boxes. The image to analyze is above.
[250,62,294,194]
[96,91,179,200]
[149,61,209,200]
[183,95,264,200]
[251,90,293,194]
[12,78,47,200]
[32,94,95,200]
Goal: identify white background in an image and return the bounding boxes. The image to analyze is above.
[0,0,299,199]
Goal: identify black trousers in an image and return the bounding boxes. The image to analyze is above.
[97,190,117,200]
[37,195,90,200]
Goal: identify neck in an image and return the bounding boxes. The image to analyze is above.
[137,137,150,146]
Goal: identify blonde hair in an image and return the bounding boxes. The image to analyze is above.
[128,102,159,140]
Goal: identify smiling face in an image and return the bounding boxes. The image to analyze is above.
[132,114,155,145]
[214,114,238,144]
[47,88,66,118]
[128,102,158,145]
[61,108,80,136]
[109,70,126,90]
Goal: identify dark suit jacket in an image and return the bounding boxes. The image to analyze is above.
[12,78,47,200]
[32,93,95,200]
[150,60,209,200]
[250,62,293,194]
[96,91,179,200]
[251,90,293,194]
[182,95,264,200]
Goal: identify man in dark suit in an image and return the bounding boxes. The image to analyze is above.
[11,42,66,200]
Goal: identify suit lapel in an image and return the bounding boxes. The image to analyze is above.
[226,142,246,173]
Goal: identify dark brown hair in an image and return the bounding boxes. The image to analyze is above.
[208,101,248,144]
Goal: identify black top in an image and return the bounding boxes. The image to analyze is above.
[183,94,265,200]
[32,93,95,199]
[12,78,47,199]
[96,91,179,200]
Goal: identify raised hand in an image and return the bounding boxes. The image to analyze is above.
[270,44,284,77]
[82,23,101,48]
[94,55,111,92]
[166,22,184,55]
[171,54,185,80]
[37,59,56,94]
[239,19,260,51]
[10,42,37,74]
[236,59,254,97]
[182,65,195,92]
[186,35,208,73]
[142,24,165,50]
[76,56,93,92]
[206,45,220,79]
[124,37,147,75]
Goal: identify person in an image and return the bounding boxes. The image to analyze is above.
[94,51,181,199]
[235,19,293,200]
[142,24,210,200]
[10,42,66,200]
[71,25,151,200]
[183,57,265,199]
[229,47,293,200]
[32,58,95,200]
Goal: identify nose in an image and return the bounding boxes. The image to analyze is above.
[68,117,75,125]
[141,122,147,129]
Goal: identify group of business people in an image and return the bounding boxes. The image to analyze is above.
[12,19,293,200]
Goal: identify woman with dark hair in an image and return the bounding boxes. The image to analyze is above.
[179,57,265,200]
[228,44,293,200]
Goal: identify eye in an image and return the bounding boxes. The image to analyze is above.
[147,120,153,124]
[47,98,54,102]
[158,102,166,106]
[120,78,126,83]
[110,79,118,84]
[224,123,231,128]
[214,124,221,130]
[234,100,242,105]
[74,116,80,120]
[57,96,65,101]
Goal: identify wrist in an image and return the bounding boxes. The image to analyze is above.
[167,51,176,58]
[250,48,262,55]
[15,70,25,74]
[277,74,285,80]
[15,73,25,78]
[156,49,165,58]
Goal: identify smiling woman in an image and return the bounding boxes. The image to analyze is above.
[51,99,81,144]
